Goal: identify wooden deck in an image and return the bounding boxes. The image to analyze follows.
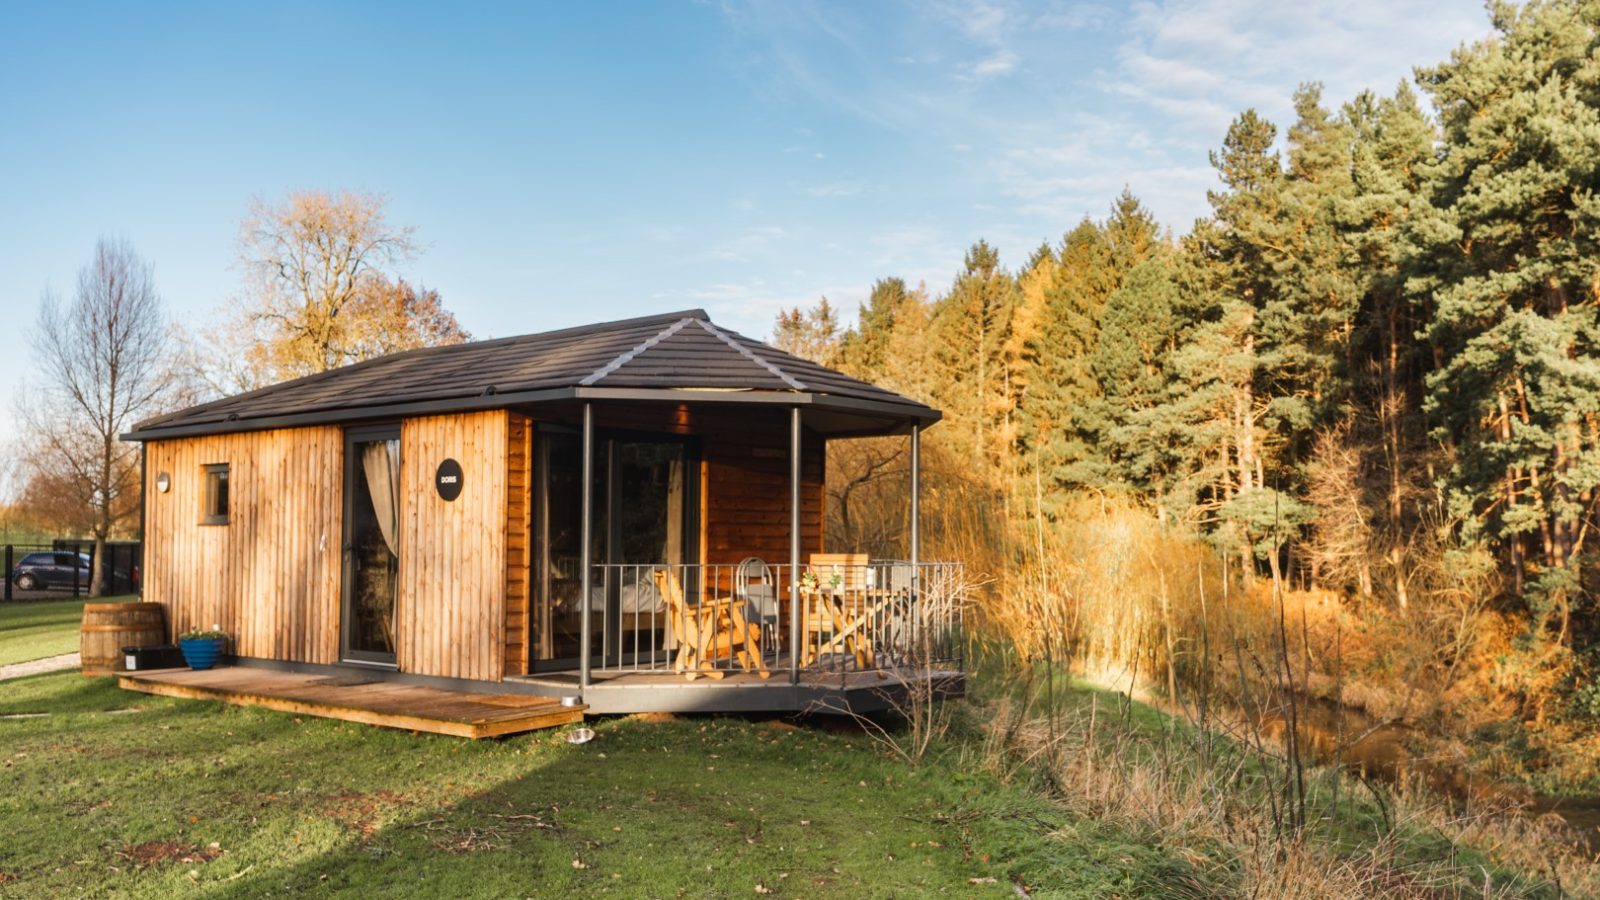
[117,668,585,739]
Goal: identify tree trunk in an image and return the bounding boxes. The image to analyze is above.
[1382,298,1408,610]
[90,533,107,598]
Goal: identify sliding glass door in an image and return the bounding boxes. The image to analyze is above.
[530,429,697,671]
[342,425,401,666]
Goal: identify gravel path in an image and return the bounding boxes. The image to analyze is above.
[0,653,80,681]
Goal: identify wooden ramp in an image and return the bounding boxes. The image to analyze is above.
[118,668,584,739]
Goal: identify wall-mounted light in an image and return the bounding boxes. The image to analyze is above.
[156,472,171,494]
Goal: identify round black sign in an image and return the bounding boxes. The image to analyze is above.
[435,459,464,501]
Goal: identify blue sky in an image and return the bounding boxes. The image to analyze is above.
[0,0,1490,457]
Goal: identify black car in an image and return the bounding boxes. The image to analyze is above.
[10,551,92,590]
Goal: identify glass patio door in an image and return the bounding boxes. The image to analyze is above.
[530,429,696,671]
[342,426,401,666]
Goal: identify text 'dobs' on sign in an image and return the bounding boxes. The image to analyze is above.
[435,458,463,501]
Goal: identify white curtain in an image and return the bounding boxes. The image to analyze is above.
[362,440,400,556]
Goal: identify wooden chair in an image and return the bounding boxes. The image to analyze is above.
[802,553,873,669]
[653,568,768,681]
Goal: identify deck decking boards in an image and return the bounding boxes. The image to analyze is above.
[117,668,584,739]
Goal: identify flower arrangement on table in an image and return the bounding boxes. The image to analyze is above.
[798,569,845,592]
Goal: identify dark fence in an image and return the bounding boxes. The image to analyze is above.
[2,540,142,601]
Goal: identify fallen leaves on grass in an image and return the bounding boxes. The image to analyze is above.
[117,841,221,868]
[319,789,410,839]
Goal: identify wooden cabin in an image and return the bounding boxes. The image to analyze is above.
[120,310,964,717]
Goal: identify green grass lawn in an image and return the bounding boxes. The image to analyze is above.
[0,596,136,667]
[0,672,1207,898]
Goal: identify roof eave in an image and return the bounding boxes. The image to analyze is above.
[120,386,940,442]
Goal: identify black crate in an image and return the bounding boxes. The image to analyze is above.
[123,645,185,670]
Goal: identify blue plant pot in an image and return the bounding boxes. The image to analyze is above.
[179,638,225,671]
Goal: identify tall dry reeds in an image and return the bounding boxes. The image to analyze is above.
[974,691,1598,898]
[828,439,1597,894]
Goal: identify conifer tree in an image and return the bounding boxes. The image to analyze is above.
[1183,110,1284,575]
[835,278,912,380]
[1091,256,1186,507]
[1016,220,1111,506]
[929,241,1018,476]
[1413,0,1600,645]
[1335,83,1438,606]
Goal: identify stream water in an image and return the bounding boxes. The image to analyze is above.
[1242,697,1600,854]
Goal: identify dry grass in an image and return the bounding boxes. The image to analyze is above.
[825,440,1600,895]
[971,686,1599,899]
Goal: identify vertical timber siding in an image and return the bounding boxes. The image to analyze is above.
[143,403,825,680]
[143,427,343,663]
[397,410,509,682]
[504,413,533,676]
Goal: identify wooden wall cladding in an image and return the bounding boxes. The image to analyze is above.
[588,403,825,588]
[143,403,823,682]
[143,427,343,664]
[503,413,532,677]
[397,410,510,682]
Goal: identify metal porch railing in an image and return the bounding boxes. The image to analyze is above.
[579,561,966,683]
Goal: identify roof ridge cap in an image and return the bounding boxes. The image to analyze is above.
[694,319,806,390]
[580,317,696,386]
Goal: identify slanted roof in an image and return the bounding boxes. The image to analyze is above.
[125,309,940,440]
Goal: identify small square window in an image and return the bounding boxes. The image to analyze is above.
[202,464,230,525]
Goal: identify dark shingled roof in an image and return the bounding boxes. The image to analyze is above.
[125,309,940,440]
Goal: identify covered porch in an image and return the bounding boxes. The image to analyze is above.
[501,393,966,713]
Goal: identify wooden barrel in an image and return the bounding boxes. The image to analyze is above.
[80,602,166,676]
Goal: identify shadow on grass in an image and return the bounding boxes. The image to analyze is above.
[2,673,1215,898]
[204,712,1214,899]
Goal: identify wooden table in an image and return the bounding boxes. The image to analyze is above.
[799,587,903,670]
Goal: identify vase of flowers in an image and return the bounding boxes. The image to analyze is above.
[178,625,228,670]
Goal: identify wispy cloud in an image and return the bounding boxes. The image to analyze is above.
[704,0,1491,328]
[803,181,869,198]
[708,225,788,262]
[965,50,1018,79]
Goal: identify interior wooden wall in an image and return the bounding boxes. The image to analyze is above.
[396,410,510,682]
[587,403,825,588]
[143,427,343,664]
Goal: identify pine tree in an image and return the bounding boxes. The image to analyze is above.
[929,241,1018,476]
[1334,83,1438,606]
[772,298,841,364]
[1017,194,1164,512]
[1185,110,1285,577]
[836,277,912,380]
[1092,256,1186,506]
[1413,0,1600,646]
[1016,220,1110,505]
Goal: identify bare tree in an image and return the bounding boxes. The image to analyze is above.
[16,239,174,595]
